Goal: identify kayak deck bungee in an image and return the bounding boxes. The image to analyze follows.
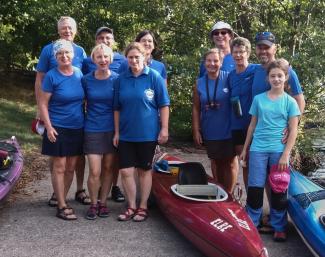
[288,170,325,257]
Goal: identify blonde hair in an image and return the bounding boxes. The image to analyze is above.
[91,43,113,63]
[57,16,77,34]
[124,42,146,57]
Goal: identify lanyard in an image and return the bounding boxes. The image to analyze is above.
[205,74,219,107]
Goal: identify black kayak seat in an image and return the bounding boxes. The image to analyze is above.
[177,162,208,185]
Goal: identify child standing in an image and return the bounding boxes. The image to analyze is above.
[240,59,301,241]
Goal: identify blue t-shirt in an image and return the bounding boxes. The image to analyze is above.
[229,64,258,130]
[42,67,84,129]
[82,52,126,74]
[252,65,303,98]
[196,71,231,140]
[114,66,170,142]
[199,53,235,78]
[82,71,119,132]
[36,42,86,73]
[249,92,301,152]
[117,58,167,79]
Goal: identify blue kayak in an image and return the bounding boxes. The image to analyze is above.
[288,170,325,257]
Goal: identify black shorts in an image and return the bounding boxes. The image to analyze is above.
[232,129,247,146]
[204,139,235,159]
[84,131,117,155]
[42,126,83,157]
[118,141,157,170]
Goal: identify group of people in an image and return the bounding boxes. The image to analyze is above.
[35,16,305,242]
[193,21,305,242]
[35,16,169,222]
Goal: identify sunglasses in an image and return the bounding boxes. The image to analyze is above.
[212,30,228,36]
[255,32,275,42]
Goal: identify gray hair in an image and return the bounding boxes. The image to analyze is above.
[57,16,77,33]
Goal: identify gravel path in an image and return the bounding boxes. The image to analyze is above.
[0,146,313,257]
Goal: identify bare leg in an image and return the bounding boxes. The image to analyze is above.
[224,156,238,193]
[87,154,102,205]
[137,168,152,209]
[75,155,86,191]
[99,154,115,204]
[120,167,137,209]
[51,157,67,209]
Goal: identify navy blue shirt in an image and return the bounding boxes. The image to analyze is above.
[114,66,170,142]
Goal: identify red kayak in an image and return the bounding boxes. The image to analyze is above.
[0,136,23,202]
[152,152,268,257]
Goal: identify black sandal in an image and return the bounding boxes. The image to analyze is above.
[48,193,58,207]
[75,189,91,205]
[56,206,77,221]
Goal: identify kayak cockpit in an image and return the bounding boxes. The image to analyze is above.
[171,183,228,202]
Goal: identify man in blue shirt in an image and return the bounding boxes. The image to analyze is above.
[252,32,305,113]
[82,27,126,74]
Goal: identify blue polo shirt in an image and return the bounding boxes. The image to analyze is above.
[199,53,235,77]
[196,71,231,140]
[82,52,126,74]
[114,66,170,142]
[252,65,303,98]
[36,42,86,72]
[82,71,119,132]
[42,67,84,129]
[249,92,301,152]
[229,64,258,130]
[117,58,167,79]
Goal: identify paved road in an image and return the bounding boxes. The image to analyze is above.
[0,147,313,257]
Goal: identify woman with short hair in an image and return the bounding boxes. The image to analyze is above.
[39,39,85,220]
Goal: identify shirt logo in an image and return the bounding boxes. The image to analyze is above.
[144,89,154,101]
[223,88,229,93]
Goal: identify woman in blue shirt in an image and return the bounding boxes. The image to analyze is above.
[39,39,85,220]
[240,59,300,241]
[114,42,170,222]
[192,48,237,193]
[82,44,119,220]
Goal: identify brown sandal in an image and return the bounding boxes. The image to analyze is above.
[56,206,77,221]
[75,189,91,205]
[133,208,148,222]
[117,207,136,221]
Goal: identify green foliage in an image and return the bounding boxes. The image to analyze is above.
[0,0,324,170]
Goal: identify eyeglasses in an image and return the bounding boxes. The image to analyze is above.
[212,30,228,36]
[255,32,275,43]
[232,50,246,56]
